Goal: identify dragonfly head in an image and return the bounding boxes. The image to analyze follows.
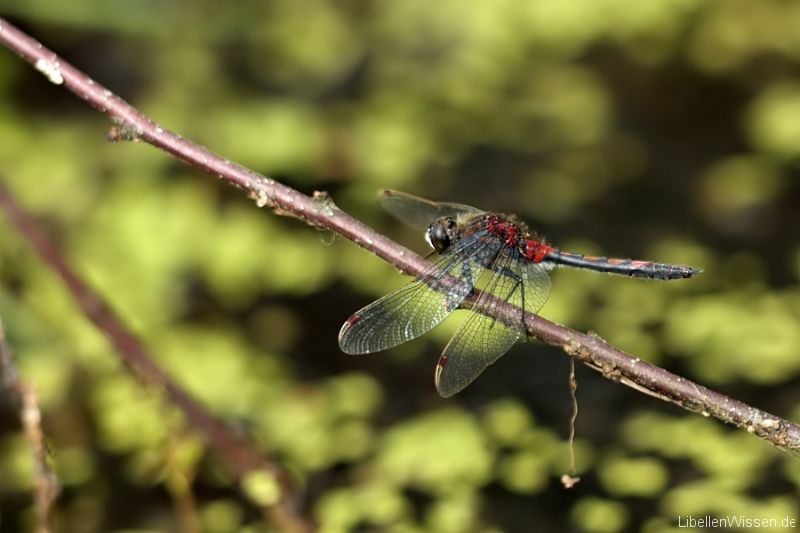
[426,216,459,254]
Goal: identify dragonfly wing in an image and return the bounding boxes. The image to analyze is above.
[379,189,483,230]
[338,235,497,354]
[434,252,552,397]
[519,260,552,320]
[435,311,520,397]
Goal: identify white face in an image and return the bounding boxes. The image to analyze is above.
[424,227,435,249]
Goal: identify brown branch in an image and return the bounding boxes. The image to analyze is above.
[1,17,798,459]
[0,182,311,532]
[0,319,60,533]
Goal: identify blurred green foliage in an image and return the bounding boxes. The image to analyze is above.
[1,0,799,531]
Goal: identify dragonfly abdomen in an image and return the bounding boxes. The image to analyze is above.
[545,250,699,280]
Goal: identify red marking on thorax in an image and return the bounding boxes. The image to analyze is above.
[486,215,521,247]
[524,240,554,263]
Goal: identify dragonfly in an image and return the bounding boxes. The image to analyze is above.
[339,190,700,397]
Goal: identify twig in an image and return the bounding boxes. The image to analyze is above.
[0,320,60,533]
[1,18,798,456]
[165,432,202,533]
[562,359,580,489]
[0,182,310,532]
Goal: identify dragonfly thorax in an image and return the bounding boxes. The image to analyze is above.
[425,216,459,253]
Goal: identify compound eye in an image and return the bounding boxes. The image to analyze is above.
[426,219,453,253]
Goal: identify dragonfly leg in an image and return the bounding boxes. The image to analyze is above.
[491,265,527,337]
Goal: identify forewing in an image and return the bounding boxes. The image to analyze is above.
[435,253,552,397]
[338,234,498,354]
[379,189,483,230]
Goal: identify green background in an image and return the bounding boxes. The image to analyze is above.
[1,1,799,531]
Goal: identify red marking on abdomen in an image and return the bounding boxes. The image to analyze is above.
[630,260,652,269]
[524,240,554,263]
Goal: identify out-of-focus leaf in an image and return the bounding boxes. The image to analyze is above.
[376,409,492,493]
[571,497,629,533]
